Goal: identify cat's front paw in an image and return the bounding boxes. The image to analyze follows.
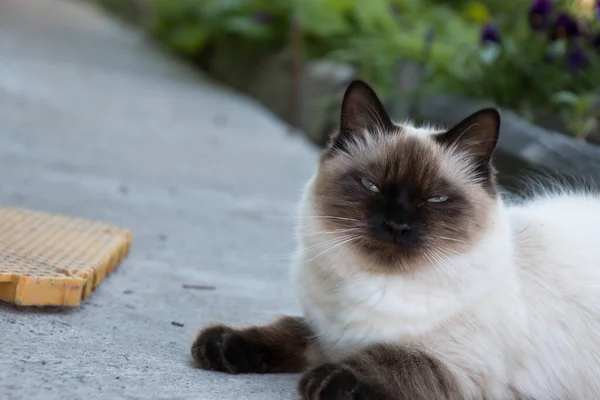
[298,363,385,400]
[191,325,267,374]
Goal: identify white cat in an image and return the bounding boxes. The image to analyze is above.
[193,80,600,400]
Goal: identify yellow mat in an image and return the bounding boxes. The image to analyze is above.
[0,206,132,306]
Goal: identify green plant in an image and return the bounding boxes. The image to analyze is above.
[552,90,599,138]
[145,0,480,98]
[433,0,600,140]
[149,0,292,56]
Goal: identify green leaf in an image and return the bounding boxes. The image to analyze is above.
[166,25,208,55]
[552,91,580,106]
[223,17,270,38]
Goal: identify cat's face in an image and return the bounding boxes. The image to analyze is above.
[310,81,500,272]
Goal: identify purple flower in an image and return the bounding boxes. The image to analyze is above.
[253,11,273,24]
[528,0,553,31]
[567,45,589,71]
[550,13,582,40]
[596,0,600,21]
[480,24,501,45]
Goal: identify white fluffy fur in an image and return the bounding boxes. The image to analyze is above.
[292,125,600,399]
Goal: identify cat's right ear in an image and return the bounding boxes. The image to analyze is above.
[328,80,395,153]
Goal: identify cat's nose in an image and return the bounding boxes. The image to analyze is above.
[384,220,412,234]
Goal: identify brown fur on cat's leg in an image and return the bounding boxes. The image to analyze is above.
[298,344,463,400]
[298,362,389,400]
[191,316,313,374]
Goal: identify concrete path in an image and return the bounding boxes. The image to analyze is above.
[0,1,318,399]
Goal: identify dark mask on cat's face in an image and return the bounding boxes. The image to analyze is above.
[312,81,501,271]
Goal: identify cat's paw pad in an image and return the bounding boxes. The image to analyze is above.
[191,325,266,374]
[298,363,385,400]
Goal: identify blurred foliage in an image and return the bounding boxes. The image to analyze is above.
[108,0,600,140]
[431,0,600,139]
[147,0,482,97]
[96,0,148,23]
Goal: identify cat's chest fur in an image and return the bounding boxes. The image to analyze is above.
[293,237,512,359]
[298,270,458,355]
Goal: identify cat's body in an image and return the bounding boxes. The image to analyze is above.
[295,172,600,399]
[192,81,600,399]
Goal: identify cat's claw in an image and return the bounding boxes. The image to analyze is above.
[298,363,385,400]
[191,325,267,373]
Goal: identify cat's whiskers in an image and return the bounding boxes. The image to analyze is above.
[425,248,463,284]
[270,215,365,230]
[260,234,355,261]
[422,251,445,282]
[300,235,362,265]
[258,239,302,261]
[301,233,357,250]
[271,215,362,223]
[437,245,462,258]
[429,235,469,245]
[426,250,455,282]
[292,234,360,259]
[300,228,363,237]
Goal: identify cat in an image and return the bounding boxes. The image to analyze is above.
[191,80,600,399]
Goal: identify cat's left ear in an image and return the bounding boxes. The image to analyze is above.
[328,80,395,153]
[435,108,500,169]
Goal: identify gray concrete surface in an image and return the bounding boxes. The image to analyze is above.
[0,1,318,398]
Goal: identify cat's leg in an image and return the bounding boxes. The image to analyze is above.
[191,316,314,374]
[298,344,463,400]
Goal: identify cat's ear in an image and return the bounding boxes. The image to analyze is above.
[330,80,395,152]
[435,108,500,174]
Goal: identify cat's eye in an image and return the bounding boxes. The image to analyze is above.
[427,196,449,204]
[360,178,380,193]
